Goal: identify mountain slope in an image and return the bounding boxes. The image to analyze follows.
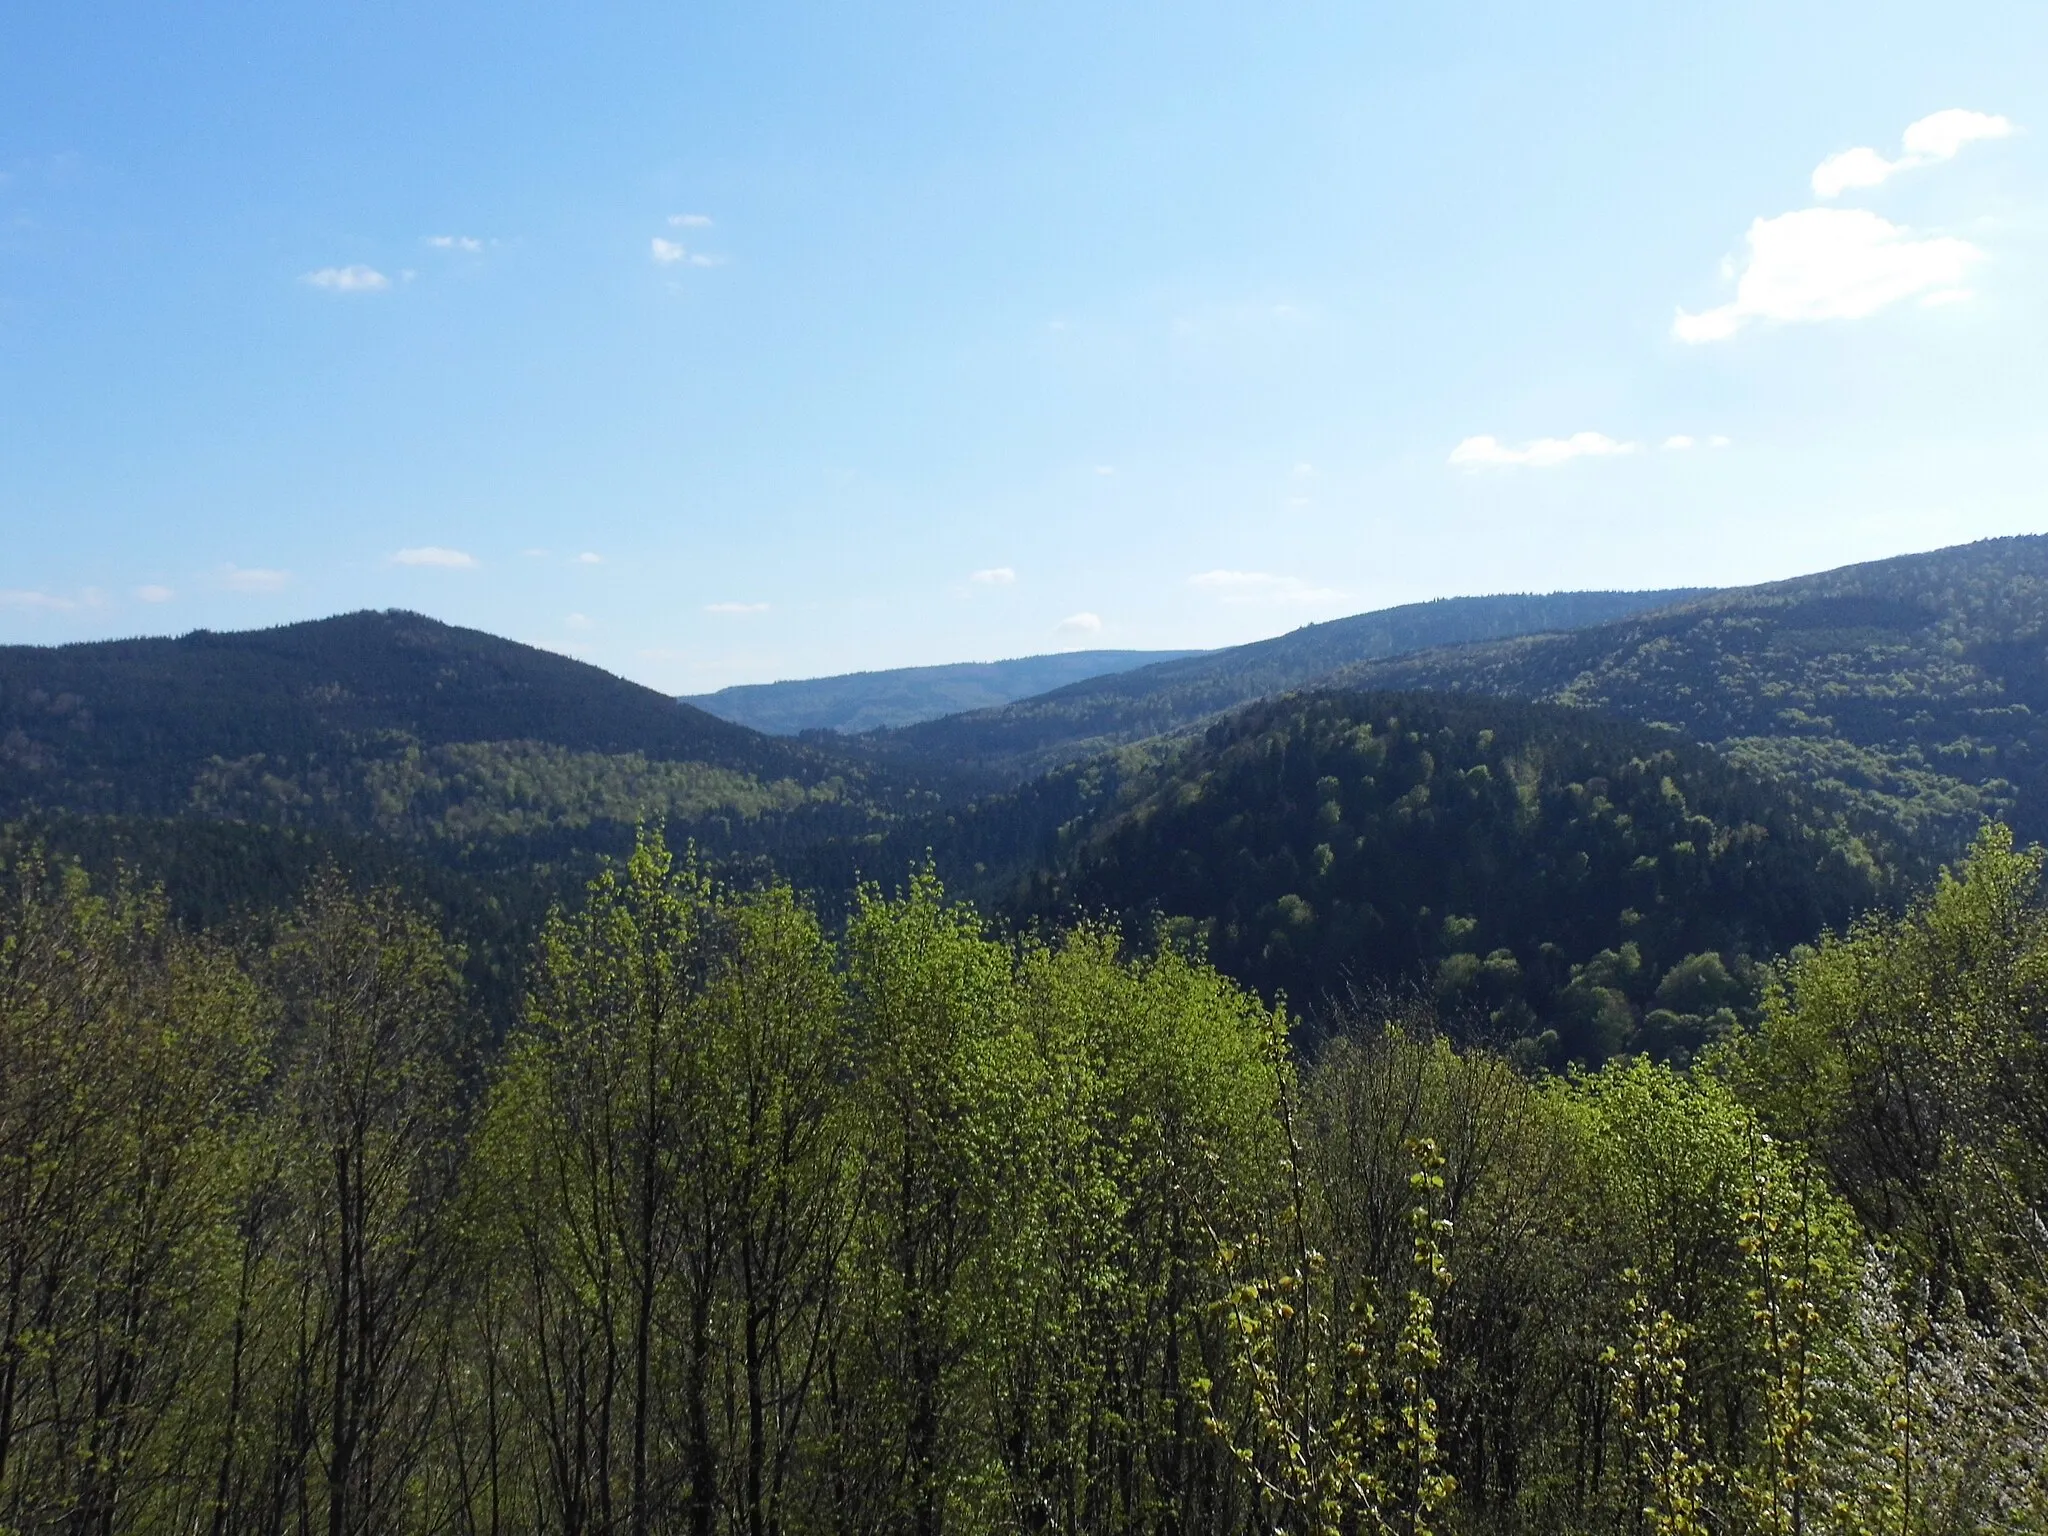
[0,610,928,850]
[998,690,1901,1060]
[1335,537,2048,849]
[685,648,1206,734]
[854,589,1708,784]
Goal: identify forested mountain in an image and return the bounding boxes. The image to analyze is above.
[851,588,1706,783]
[0,609,936,854]
[685,647,1206,732]
[874,689,1902,1060]
[1336,536,2048,852]
[6,815,2044,1536]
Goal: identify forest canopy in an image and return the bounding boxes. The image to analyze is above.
[2,826,2044,1535]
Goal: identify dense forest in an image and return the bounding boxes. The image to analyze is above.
[849,590,1706,786]
[2,825,2044,1535]
[6,540,2048,1531]
[1001,692,1906,1062]
[1343,537,2048,853]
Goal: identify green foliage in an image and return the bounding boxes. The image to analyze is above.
[2,829,2043,1535]
[1010,691,1899,1059]
[0,609,942,879]
[1348,535,2048,853]
[858,589,1705,785]
[1729,822,2048,1314]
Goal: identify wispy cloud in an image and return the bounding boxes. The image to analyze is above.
[302,265,389,293]
[1660,435,1733,451]
[969,567,1016,586]
[1812,108,2015,197]
[1449,432,1636,468]
[391,546,478,569]
[651,237,726,267]
[668,213,714,228]
[425,234,483,253]
[1054,612,1103,636]
[706,601,770,616]
[136,584,175,602]
[1188,570,1345,606]
[565,612,594,630]
[576,552,603,565]
[222,565,290,593]
[1673,208,1979,342]
[1,589,75,611]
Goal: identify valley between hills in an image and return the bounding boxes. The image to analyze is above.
[9,534,2048,1534]
[4,539,2040,1052]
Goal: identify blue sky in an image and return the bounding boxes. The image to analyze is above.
[3,1,2044,690]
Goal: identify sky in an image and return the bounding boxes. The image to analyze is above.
[3,1,2045,691]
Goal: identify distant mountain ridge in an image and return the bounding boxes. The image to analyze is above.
[1333,536,2048,849]
[853,589,1710,784]
[0,611,935,864]
[685,648,1207,734]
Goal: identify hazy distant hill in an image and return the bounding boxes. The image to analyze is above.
[685,648,1206,734]
[0,610,925,856]
[1334,537,2048,850]
[855,589,1707,784]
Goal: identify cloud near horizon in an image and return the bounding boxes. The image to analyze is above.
[1,589,79,611]
[1449,432,1636,468]
[136,584,174,602]
[425,235,483,252]
[1188,570,1345,605]
[1812,108,2015,197]
[1673,207,1979,342]
[969,566,1016,585]
[302,265,389,293]
[391,546,479,569]
[1054,612,1103,637]
[222,565,290,593]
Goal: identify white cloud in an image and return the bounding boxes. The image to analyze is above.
[652,237,725,267]
[302,265,389,293]
[1188,570,1345,605]
[969,567,1016,586]
[222,565,290,593]
[1811,146,1899,198]
[706,601,769,615]
[1662,435,1697,450]
[136,584,175,602]
[1905,107,2015,160]
[1812,108,2015,197]
[1449,431,1636,468]
[1055,612,1103,636]
[1092,465,1116,476]
[390,545,478,569]
[1674,207,1979,342]
[1,589,74,611]
[576,551,603,564]
[669,213,713,228]
[565,612,593,630]
[425,234,483,252]
[1709,435,1732,448]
